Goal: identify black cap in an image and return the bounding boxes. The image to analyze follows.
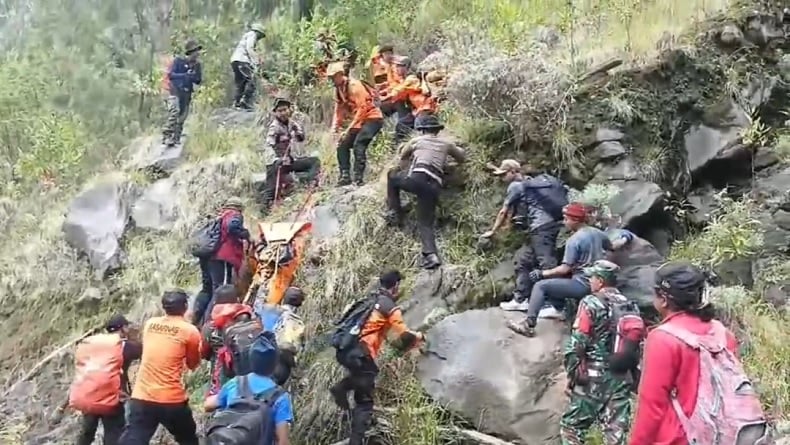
[272,97,292,111]
[283,287,304,307]
[161,289,190,314]
[655,261,707,300]
[106,314,130,333]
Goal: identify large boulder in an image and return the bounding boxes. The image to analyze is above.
[125,135,186,177]
[418,309,567,444]
[131,178,179,232]
[606,235,664,310]
[608,179,664,227]
[683,99,749,177]
[62,176,137,278]
[401,265,473,330]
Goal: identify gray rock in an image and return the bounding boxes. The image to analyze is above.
[753,166,790,204]
[714,258,754,287]
[606,235,664,310]
[719,24,745,46]
[780,54,790,81]
[131,178,179,232]
[753,148,780,171]
[743,12,785,47]
[209,107,262,128]
[756,212,790,256]
[592,140,627,162]
[592,157,639,182]
[596,127,625,143]
[250,172,268,195]
[418,309,567,444]
[62,176,136,278]
[402,265,477,330]
[687,186,718,225]
[741,75,777,110]
[684,100,749,175]
[608,180,664,227]
[125,135,186,177]
[774,210,790,231]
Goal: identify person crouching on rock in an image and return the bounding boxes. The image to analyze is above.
[507,202,612,337]
[561,260,634,445]
[384,114,466,270]
[260,97,321,213]
[329,270,425,445]
[328,61,384,186]
[162,39,202,147]
[119,290,202,445]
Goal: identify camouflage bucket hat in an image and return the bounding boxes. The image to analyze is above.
[583,259,620,282]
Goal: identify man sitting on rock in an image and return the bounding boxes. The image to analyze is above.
[561,260,633,445]
[480,159,566,312]
[507,202,612,337]
[385,114,466,270]
[261,97,321,213]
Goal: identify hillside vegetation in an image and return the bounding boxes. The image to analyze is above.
[1,0,789,443]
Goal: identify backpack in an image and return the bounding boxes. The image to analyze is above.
[330,295,379,352]
[204,375,285,445]
[68,333,124,415]
[514,174,569,226]
[603,297,646,374]
[223,319,264,376]
[189,217,222,258]
[656,321,771,445]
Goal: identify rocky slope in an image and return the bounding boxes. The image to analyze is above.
[0,3,789,445]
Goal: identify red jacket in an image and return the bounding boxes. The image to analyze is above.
[629,312,738,445]
[213,208,246,271]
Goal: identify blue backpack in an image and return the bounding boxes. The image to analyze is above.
[515,174,569,223]
[204,375,284,445]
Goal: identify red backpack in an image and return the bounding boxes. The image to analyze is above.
[604,296,646,375]
[68,333,124,415]
[656,321,772,445]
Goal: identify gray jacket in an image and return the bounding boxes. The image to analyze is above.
[400,134,466,184]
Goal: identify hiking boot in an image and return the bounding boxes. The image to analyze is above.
[499,299,529,312]
[384,210,402,227]
[506,319,536,337]
[538,305,565,320]
[337,172,352,186]
[420,253,442,270]
[329,384,350,411]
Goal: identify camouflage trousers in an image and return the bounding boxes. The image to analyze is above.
[162,93,192,146]
[560,375,632,445]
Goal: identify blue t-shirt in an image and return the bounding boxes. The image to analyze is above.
[503,179,554,231]
[563,226,612,283]
[217,373,294,444]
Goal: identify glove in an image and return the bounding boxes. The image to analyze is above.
[528,269,544,282]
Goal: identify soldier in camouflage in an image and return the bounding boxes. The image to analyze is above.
[561,259,632,445]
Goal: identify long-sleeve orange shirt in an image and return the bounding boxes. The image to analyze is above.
[131,315,203,404]
[332,78,383,132]
[385,74,438,115]
[359,290,419,359]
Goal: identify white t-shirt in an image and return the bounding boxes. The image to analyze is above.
[231,31,258,66]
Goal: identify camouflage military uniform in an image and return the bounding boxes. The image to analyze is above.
[560,287,632,445]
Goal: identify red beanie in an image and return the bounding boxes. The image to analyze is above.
[563,202,589,221]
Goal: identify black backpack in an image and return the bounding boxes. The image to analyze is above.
[513,174,569,227]
[189,217,222,258]
[224,319,265,377]
[330,295,379,352]
[205,375,284,445]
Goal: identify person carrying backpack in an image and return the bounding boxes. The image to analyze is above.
[162,38,202,147]
[74,314,142,445]
[629,262,772,445]
[255,286,307,385]
[329,270,425,445]
[481,159,566,313]
[120,290,202,445]
[201,284,259,398]
[561,260,644,445]
[192,197,252,326]
[327,61,384,186]
[204,331,294,445]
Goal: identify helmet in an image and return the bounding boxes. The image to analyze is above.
[326,61,346,77]
[414,113,444,131]
[250,23,265,35]
[161,289,189,314]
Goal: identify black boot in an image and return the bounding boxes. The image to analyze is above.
[337,171,352,186]
[329,383,351,411]
[420,253,442,270]
[384,210,402,227]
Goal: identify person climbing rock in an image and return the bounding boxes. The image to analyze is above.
[119,290,202,445]
[201,284,257,398]
[73,314,142,445]
[162,39,202,147]
[230,23,265,110]
[507,202,611,337]
[192,197,252,325]
[329,270,424,445]
[328,61,384,186]
[629,262,769,445]
[255,286,306,385]
[560,260,633,445]
[261,97,321,213]
[480,159,566,312]
[204,331,294,445]
[380,56,439,149]
[385,114,466,269]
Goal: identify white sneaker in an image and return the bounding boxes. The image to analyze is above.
[538,306,565,320]
[499,299,529,312]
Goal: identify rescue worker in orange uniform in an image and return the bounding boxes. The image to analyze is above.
[367,44,394,91]
[381,56,439,148]
[329,270,424,445]
[328,61,384,186]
